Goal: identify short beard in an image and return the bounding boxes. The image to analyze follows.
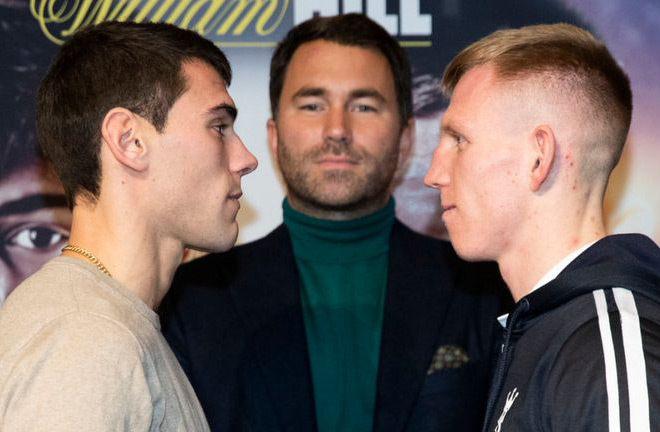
[277,136,399,216]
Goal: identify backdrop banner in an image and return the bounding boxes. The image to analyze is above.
[1,0,659,307]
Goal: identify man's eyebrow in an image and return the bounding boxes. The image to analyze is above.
[292,87,325,99]
[207,103,237,121]
[349,88,386,103]
[0,194,69,218]
[441,124,463,138]
[291,87,386,103]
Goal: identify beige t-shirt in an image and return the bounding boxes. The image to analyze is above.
[0,257,210,431]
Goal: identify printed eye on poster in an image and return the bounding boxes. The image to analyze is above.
[1,0,658,308]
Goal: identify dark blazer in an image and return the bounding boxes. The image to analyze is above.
[160,220,508,432]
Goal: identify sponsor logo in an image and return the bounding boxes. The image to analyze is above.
[29,0,431,47]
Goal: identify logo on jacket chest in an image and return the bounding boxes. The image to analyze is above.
[494,388,519,432]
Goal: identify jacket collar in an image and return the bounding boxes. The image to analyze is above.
[511,234,660,331]
[231,221,453,432]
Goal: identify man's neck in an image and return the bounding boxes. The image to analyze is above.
[498,205,606,302]
[66,201,183,310]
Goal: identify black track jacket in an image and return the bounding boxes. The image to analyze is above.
[483,234,660,432]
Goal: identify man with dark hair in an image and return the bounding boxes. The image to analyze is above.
[161,13,506,432]
[0,6,71,307]
[425,23,660,431]
[0,21,256,430]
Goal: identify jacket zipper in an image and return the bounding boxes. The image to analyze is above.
[481,298,529,432]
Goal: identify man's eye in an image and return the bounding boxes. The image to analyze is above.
[353,104,376,113]
[213,124,228,136]
[8,226,69,251]
[300,104,321,111]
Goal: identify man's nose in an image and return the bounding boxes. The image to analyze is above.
[323,106,351,147]
[424,145,451,189]
[232,135,258,177]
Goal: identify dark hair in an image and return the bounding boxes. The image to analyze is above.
[269,13,411,126]
[36,21,232,208]
[0,6,55,181]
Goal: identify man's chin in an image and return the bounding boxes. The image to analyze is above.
[453,244,494,263]
[306,193,368,212]
[188,222,239,254]
[447,232,488,262]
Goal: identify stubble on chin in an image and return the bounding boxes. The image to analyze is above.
[279,148,397,214]
[290,168,365,209]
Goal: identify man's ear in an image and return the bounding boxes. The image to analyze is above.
[266,118,279,160]
[101,108,149,172]
[530,125,556,192]
[397,118,414,172]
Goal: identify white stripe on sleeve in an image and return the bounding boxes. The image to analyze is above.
[613,287,650,432]
[593,289,621,432]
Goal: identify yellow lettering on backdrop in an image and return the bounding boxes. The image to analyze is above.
[151,0,176,22]
[232,0,265,35]
[182,0,224,31]
[30,0,59,43]
[31,0,83,43]
[115,0,145,22]
[199,1,236,35]
[165,0,193,26]
[30,0,290,44]
[61,0,102,36]
[255,0,287,36]
[217,0,252,34]
[133,0,160,22]
[94,0,112,24]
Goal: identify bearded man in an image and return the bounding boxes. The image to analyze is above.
[160,13,507,432]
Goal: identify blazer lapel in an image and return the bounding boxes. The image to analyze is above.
[231,225,317,431]
[373,221,455,432]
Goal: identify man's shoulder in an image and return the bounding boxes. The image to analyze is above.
[0,306,147,391]
[0,309,158,432]
[0,258,161,363]
[557,286,660,349]
[523,286,660,391]
[7,308,143,349]
[557,286,660,431]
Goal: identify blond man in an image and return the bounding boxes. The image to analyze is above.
[425,23,660,431]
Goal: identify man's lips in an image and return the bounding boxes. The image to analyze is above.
[441,205,455,224]
[228,190,242,200]
[316,156,359,165]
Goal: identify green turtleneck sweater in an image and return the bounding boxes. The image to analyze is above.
[282,198,395,432]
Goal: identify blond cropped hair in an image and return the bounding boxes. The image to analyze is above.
[442,23,632,177]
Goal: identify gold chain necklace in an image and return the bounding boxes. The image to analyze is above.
[62,245,112,278]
